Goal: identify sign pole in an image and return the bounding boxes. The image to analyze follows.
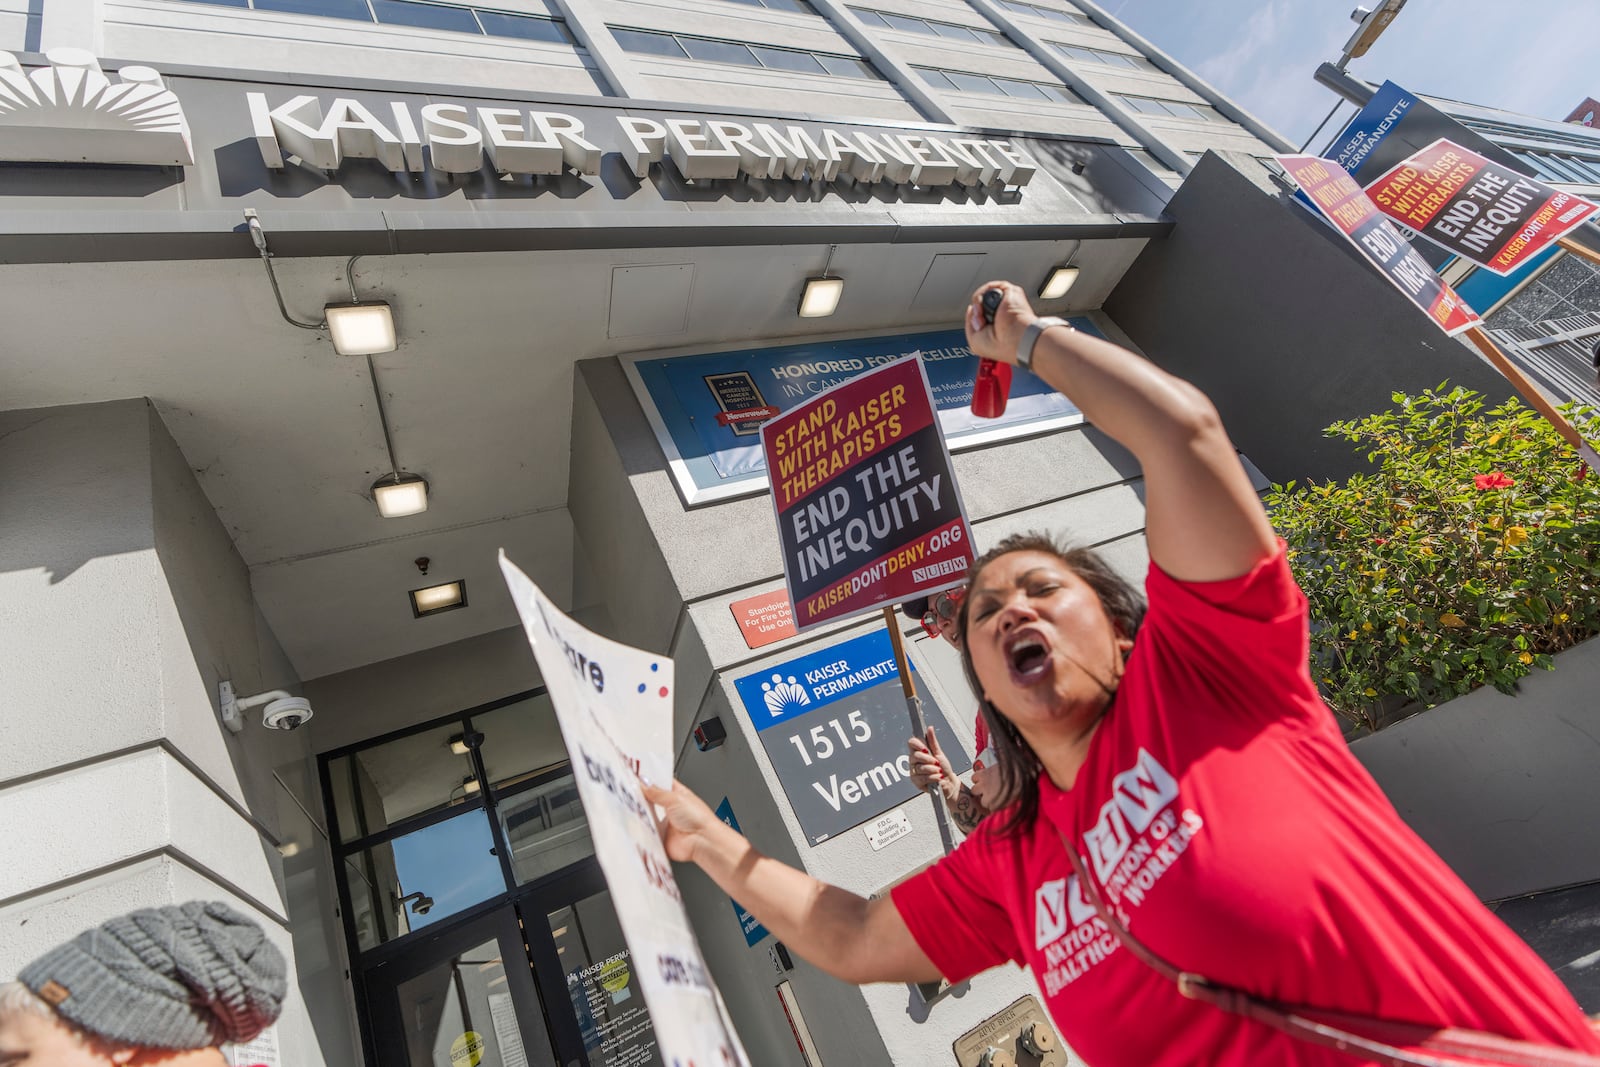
[1461,326,1600,471]
[1557,235,1600,269]
[883,606,956,855]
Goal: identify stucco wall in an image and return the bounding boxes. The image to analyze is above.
[0,399,356,1067]
[1105,151,1514,485]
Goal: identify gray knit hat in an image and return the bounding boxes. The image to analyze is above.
[18,901,286,1050]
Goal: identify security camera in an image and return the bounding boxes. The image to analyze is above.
[218,683,314,733]
[262,696,314,731]
[414,897,433,916]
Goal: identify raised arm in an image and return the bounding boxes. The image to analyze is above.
[641,779,941,985]
[966,281,1277,582]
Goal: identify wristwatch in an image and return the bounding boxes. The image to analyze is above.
[1016,316,1071,372]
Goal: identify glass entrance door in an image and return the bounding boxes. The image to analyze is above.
[362,863,663,1067]
[327,691,667,1067]
[365,907,556,1067]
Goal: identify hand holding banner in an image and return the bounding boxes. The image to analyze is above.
[499,552,750,1067]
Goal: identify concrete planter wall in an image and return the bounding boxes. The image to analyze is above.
[1350,635,1600,901]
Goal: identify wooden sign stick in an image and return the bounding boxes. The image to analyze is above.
[883,606,956,855]
[1557,235,1600,269]
[1461,326,1600,472]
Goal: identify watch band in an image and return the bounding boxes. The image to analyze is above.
[1016,317,1071,372]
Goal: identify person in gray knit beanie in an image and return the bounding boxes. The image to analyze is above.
[0,901,285,1066]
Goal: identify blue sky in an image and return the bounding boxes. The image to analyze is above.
[1103,0,1597,147]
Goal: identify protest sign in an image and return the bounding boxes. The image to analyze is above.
[499,553,750,1067]
[1363,138,1600,276]
[1277,154,1480,337]
[761,355,975,632]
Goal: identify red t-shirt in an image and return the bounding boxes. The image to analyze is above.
[892,547,1599,1066]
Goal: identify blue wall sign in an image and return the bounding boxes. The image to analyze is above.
[734,629,967,845]
[712,798,770,947]
[623,325,1097,503]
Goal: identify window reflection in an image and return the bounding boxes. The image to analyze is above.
[347,810,508,949]
[498,773,595,885]
[330,723,477,843]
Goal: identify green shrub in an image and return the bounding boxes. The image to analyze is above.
[1264,386,1600,733]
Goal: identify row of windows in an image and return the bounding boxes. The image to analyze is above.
[915,64,1084,104]
[1511,150,1600,187]
[175,0,572,38]
[611,26,880,79]
[847,6,1010,48]
[1050,41,1154,71]
[1465,117,1600,156]
[1114,92,1223,123]
[995,0,1091,25]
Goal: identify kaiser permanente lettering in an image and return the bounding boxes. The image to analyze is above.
[247,94,1039,190]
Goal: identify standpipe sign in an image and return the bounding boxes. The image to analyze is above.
[1364,138,1600,276]
[734,629,968,845]
[498,553,751,1067]
[762,356,975,632]
[1277,154,1480,337]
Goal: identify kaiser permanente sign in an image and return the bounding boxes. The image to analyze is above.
[248,93,1039,188]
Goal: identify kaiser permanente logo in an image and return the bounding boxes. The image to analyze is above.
[735,629,906,734]
[0,49,193,167]
[1035,749,1205,996]
[760,675,811,718]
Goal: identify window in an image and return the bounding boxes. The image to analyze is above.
[1113,93,1224,122]
[612,26,687,57]
[916,65,1084,103]
[848,6,1010,46]
[723,0,815,10]
[1049,41,1153,70]
[682,35,756,64]
[474,10,570,41]
[1511,150,1566,183]
[995,0,1091,25]
[611,26,881,79]
[370,0,478,32]
[172,0,575,39]
[750,45,826,73]
[250,0,371,20]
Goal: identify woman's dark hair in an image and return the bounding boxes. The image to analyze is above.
[956,532,1146,837]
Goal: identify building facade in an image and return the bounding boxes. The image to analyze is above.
[3,3,1590,1067]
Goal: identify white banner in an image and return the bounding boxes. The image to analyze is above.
[498,552,750,1067]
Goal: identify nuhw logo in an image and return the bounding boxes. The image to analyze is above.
[1085,748,1178,881]
[1034,876,1096,950]
[0,48,193,166]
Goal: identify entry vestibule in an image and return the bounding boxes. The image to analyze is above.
[322,690,663,1067]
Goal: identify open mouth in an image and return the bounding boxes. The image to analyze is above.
[1005,633,1051,684]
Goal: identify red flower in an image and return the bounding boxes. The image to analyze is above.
[1373,537,1387,545]
[1473,472,1515,490]
[1577,464,1590,482]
